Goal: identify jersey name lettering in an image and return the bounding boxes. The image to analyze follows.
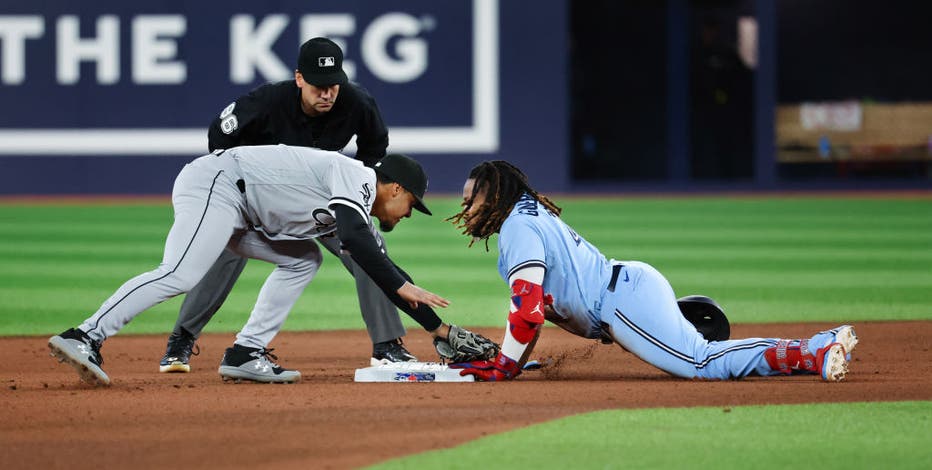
[516,194,538,216]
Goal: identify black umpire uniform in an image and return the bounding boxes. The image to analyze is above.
[207,79,388,165]
[160,38,415,373]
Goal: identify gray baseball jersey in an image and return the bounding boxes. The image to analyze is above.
[230,144,376,241]
[80,145,378,349]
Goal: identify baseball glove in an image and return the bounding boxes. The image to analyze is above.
[434,325,500,363]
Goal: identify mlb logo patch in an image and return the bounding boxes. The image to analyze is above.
[318,56,336,67]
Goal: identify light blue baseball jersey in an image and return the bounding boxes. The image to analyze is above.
[495,193,844,380]
[497,193,612,339]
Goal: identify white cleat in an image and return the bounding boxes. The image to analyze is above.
[819,343,849,382]
[824,325,859,360]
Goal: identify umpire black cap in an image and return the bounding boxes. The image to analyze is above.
[373,154,432,215]
[297,38,348,86]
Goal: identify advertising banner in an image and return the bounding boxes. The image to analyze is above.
[0,0,567,193]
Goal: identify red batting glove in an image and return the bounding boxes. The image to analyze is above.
[450,352,521,381]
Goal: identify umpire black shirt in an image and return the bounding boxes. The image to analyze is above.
[207,80,389,166]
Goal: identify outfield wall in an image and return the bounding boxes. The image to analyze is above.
[0,0,568,195]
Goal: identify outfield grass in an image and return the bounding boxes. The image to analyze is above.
[0,196,930,335]
[1,196,929,468]
[373,401,932,470]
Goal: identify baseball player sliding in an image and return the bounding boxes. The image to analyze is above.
[48,146,496,386]
[447,161,859,382]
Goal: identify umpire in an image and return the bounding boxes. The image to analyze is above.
[159,37,416,373]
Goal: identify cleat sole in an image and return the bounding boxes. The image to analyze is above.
[220,374,297,384]
[48,339,111,386]
[218,367,300,384]
[820,343,849,382]
[159,363,191,373]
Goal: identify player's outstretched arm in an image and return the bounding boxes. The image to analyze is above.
[396,281,449,310]
[450,270,547,381]
[332,204,446,331]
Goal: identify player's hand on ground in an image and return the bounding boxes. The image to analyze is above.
[397,282,449,309]
[450,352,520,381]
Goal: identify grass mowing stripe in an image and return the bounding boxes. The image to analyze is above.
[386,243,930,259]
[371,401,932,470]
[668,269,932,286]
[1,197,929,335]
[582,226,932,242]
[41,261,929,295]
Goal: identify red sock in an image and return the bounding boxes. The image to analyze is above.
[764,339,818,375]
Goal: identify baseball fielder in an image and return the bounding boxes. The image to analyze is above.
[48,146,496,385]
[448,161,859,382]
[160,37,414,374]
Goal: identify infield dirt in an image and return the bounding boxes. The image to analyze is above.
[2,321,930,469]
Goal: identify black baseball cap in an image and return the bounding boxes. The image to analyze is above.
[297,37,348,86]
[373,154,432,215]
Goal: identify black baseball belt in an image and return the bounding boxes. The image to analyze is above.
[607,263,625,292]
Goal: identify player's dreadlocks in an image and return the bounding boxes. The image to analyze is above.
[448,160,561,249]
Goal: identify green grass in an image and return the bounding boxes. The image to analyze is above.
[0,196,930,335]
[371,401,932,470]
[1,196,929,468]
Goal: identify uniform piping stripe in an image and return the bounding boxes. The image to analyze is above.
[507,260,546,279]
[330,196,366,214]
[329,197,368,220]
[613,309,777,369]
[694,340,777,368]
[87,170,226,333]
[614,309,695,364]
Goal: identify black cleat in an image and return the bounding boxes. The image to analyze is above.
[159,329,199,373]
[49,328,110,386]
[371,338,418,366]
